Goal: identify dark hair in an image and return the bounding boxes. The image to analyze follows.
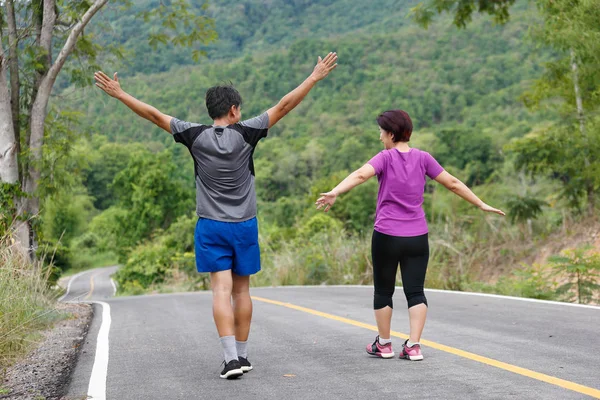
[376,110,413,142]
[205,85,243,120]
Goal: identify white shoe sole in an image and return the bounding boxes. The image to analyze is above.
[220,368,244,379]
[404,355,424,361]
[367,351,396,358]
[241,365,253,373]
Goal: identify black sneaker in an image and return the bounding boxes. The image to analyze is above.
[220,359,243,379]
[239,357,253,373]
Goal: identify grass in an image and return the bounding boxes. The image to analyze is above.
[253,229,372,287]
[0,236,61,369]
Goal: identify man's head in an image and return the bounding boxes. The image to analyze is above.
[205,85,243,122]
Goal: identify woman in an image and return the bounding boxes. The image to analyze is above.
[315,110,505,361]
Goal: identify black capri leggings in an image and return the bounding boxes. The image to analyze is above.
[371,230,429,310]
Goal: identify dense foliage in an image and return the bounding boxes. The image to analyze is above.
[35,0,598,303]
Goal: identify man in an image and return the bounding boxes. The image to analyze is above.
[94,52,338,379]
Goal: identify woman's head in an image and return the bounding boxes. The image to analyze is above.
[376,110,413,148]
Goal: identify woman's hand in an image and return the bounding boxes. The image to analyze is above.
[315,191,338,212]
[479,203,506,216]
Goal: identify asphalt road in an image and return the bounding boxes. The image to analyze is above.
[62,266,600,400]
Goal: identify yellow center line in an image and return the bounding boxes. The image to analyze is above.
[84,272,101,300]
[252,295,600,399]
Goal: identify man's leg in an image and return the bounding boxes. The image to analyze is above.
[232,273,252,341]
[232,273,252,367]
[210,270,235,337]
[230,217,260,371]
[197,219,243,378]
[210,269,243,375]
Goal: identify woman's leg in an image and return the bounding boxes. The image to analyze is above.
[407,304,427,343]
[371,230,400,339]
[398,234,430,343]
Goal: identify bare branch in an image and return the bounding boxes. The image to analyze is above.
[47,0,109,84]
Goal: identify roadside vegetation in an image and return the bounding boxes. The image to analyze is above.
[0,235,60,369]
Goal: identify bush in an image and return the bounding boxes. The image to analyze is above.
[115,241,171,289]
[37,240,73,279]
[114,214,199,293]
[465,263,557,300]
[71,231,100,250]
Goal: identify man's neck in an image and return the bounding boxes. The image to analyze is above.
[212,117,234,126]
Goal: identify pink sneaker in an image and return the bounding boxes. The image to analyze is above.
[400,340,423,361]
[366,336,395,358]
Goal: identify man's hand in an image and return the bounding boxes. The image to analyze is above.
[267,52,339,128]
[93,71,173,133]
[94,71,124,99]
[310,52,338,82]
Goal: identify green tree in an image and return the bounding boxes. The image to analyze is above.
[411,0,516,28]
[507,122,600,211]
[520,0,600,213]
[98,149,192,259]
[83,139,144,210]
[0,0,216,257]
[549,247,600,304]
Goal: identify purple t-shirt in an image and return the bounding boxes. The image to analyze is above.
[368,148,444,237]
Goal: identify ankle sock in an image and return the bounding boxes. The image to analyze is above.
[219,336,237,363]
[407,340,420,348]
[236,340,248,359]
[378,337,392,345]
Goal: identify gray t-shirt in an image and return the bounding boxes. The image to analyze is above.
[171,112,269,222]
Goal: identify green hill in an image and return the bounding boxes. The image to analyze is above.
[94,0,448,75]
[70,0,550,196]
[48,0,572,295]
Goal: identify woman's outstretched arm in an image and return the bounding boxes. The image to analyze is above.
[316,163,376,212]
[434,171,505,216]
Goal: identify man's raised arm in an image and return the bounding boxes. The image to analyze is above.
[266,52,338,129]
[94,71,173,133]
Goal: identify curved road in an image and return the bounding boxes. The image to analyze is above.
[62,266,600,399]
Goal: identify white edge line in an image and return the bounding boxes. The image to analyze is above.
[110,278,117,297]
[423,288,600,309]
[58,271,88,302]
[87,301,111,400]
[252,285,600,310]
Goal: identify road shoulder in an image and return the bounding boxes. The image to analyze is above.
[1,303,92,400]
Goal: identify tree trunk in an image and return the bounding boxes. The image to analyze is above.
[6,0,21,160]
[0,39,29,253]
[570,49,594,214]
[0,61,19,185]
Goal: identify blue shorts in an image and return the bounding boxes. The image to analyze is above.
[194,217,261,276]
